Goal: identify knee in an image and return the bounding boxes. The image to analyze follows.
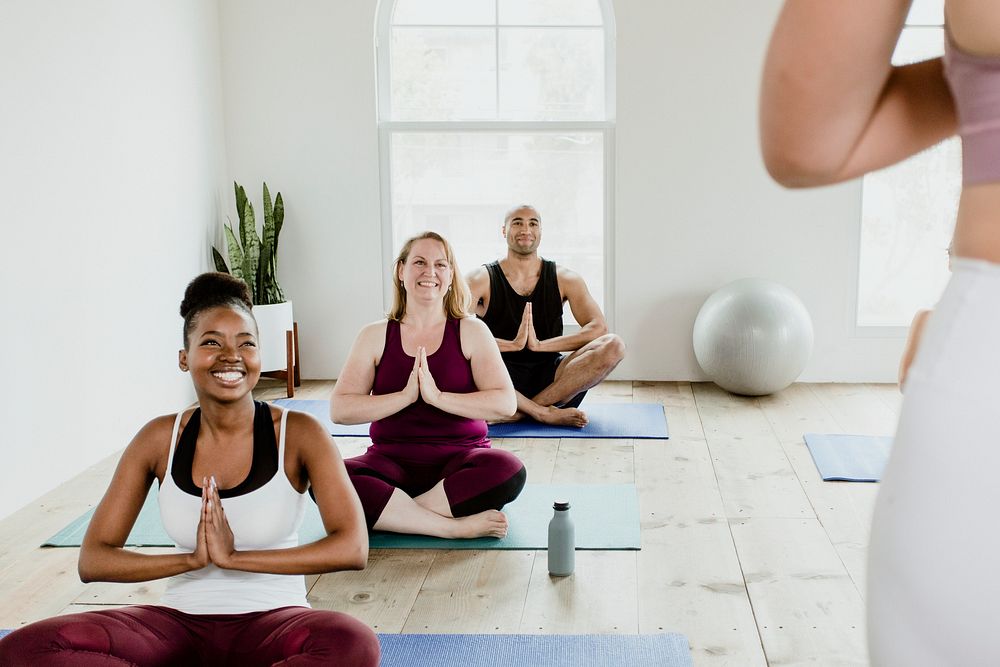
[0,618,111,663]
[304,614,380,666]
[600,334,626,366]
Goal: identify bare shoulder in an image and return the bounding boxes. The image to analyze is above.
[354,319,389,350]
[124,412,185,470]
[554,264,591,297]
[460,315,492,337]
[280,408,335,455]
[466,265,491,293]
[459,316,495,357]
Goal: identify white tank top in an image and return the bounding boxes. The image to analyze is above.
[158,407,309,615]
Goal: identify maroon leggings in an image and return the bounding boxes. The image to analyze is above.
[0,605,379,666]
[345,445,527,529]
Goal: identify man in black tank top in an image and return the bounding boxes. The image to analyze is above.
[467,205,625,427]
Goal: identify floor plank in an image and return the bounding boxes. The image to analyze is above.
[308,549,435,633]
[731,518,867,665]
[402,550,536,633]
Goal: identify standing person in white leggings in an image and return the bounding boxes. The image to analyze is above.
[761,1,1000,663]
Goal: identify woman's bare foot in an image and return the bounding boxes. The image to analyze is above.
[448,510,509,539]
[536,406,588,428]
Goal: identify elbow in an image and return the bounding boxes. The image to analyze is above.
[328,397,346,425]
[761,140,846,189]
[77,553,98,584]
[345,536,369,571]
[499,390,517,419]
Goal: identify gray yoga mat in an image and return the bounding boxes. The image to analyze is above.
[802,433,893,482]
[273,399,669,439]
[43,483,640,550]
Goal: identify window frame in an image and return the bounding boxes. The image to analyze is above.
[374,0,617,330]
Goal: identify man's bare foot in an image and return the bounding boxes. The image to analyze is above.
[488,412,524,425]
[448,510,509,538]
[537,406,588,428]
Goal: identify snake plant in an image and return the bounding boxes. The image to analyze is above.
[213,181,286,305]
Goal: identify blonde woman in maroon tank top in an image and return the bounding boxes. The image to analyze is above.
[763,2,1000,663]
[331,232,524,539]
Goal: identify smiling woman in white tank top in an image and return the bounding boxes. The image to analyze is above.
[0,272,380,666]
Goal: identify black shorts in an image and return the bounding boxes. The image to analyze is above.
[505,355,587,408]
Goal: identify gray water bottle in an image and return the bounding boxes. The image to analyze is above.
[547,500,575,576]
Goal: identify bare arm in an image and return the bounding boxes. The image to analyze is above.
[208,413,368,574]
[418,317,516,420]
[330,320,418,424]
[79,416,208,583]
[760,1,956,187]
[528,269,607,354]
[899,308,932,390]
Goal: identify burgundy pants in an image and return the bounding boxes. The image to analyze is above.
[0,605,379,666]
[345,444,526,529]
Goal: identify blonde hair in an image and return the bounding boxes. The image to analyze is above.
[388,231,471,321]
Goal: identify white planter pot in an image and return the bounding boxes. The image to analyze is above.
[252,301,294,373]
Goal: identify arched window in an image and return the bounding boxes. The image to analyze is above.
[376,0,616,323]
[856,0,959,329]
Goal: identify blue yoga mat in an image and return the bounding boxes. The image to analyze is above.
[274,399,669,439]
[0,630,689,665]
[802,433,893,482]
[378,633,691,667]
[42,484,640,550]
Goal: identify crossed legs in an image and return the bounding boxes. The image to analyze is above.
[512,333,626,427]
[345,447,526,539]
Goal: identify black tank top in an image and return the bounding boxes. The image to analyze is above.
[171,401,279,498]
[480,259,563,367]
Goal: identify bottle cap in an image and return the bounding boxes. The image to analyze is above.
[553,500,570,510]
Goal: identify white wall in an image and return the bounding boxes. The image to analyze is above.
[0,0,228,520]
[614,0,904,381]
[218,0,384,381]
[217,0,909,384]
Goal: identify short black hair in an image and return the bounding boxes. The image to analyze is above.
[180,272,255,348]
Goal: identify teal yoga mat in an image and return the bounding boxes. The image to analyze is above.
[273,399,669,439]
[42,484,640,550]
[802,433,893,482]
[0,630,689,665]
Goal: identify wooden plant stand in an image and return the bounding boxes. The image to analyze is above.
[261,321,301,398]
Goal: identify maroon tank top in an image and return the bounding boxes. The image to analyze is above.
[369,318,489,450]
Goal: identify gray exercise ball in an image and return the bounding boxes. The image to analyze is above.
[693,278,814,396]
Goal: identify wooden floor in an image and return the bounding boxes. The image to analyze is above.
[0,380,900,666]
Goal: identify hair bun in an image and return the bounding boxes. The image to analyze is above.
[179,272,253,318]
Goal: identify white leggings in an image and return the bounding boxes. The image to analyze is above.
[868,258,1000,665]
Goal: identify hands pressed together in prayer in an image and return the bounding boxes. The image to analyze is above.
[190,476,237,570]
[403,347,445,407]
[511,303,543,352]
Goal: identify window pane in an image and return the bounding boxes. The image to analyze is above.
[499,0,602,26]
[391,28,496,121]
[858,139,959,326]
[499,28,604,121]
[393,0,495,26]
[391,132,605,314]
[893,26,943,65]
[906,0,943,26]
[858,26,957,327]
